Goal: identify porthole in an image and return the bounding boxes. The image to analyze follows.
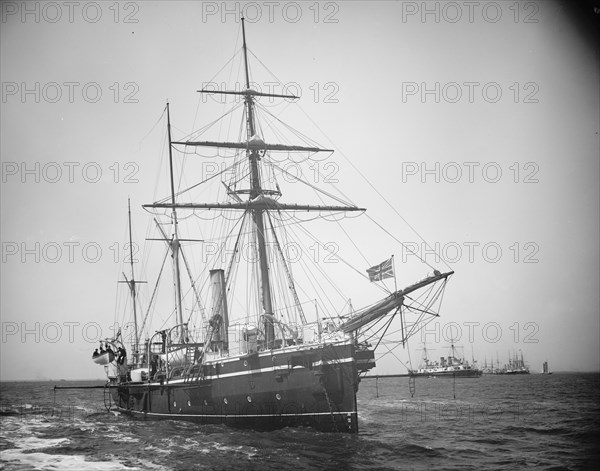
[243,360,248,367]
[204,399,208,406]
[247,395,252,403]
[173,401,177,407]
[187,400,191,407]
[223,397,228,404]
[275,393,281,401]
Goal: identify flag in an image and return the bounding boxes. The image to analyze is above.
[366,257,394,282]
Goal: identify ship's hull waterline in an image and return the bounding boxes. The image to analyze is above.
[408,370,482,378]
[108,341,374,433]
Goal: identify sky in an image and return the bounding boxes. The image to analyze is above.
[1,1,599,380]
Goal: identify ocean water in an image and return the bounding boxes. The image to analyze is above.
[1,374,599,470]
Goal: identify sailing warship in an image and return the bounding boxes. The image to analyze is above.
[90,19,454,433]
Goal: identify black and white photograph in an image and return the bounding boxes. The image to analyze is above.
[1,1,599,469]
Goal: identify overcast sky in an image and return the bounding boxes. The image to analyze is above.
[1,1,598,380]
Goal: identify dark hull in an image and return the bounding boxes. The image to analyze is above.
[109,341,374,433]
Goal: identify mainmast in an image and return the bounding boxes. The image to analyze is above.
[167,103,186,342]
[241,17,276,348]
[145,20,366,349]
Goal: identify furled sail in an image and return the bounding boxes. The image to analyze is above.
[171,139,332,153]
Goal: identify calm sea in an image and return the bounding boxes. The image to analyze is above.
[1,373,599,470]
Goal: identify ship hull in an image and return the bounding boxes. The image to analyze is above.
[409,369,482,378]
[109,341,368,433]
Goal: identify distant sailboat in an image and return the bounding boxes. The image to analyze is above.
[542,361,552,375]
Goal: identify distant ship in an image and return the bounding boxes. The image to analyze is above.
[481,357,499,375]
[542,361,552,374]
[409,344,482,378]
[496,351,530,375]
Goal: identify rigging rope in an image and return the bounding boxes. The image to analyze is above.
[148,160,238,207]
[285,99,454,273]
[138,246,170,338]
[364,213,438,271]
[265,157,358,208]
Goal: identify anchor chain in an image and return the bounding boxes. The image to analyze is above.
[323,387,339,433]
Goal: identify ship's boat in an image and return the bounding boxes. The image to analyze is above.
[92,351,114,366]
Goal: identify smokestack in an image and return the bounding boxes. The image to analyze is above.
[209,269,229,351]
